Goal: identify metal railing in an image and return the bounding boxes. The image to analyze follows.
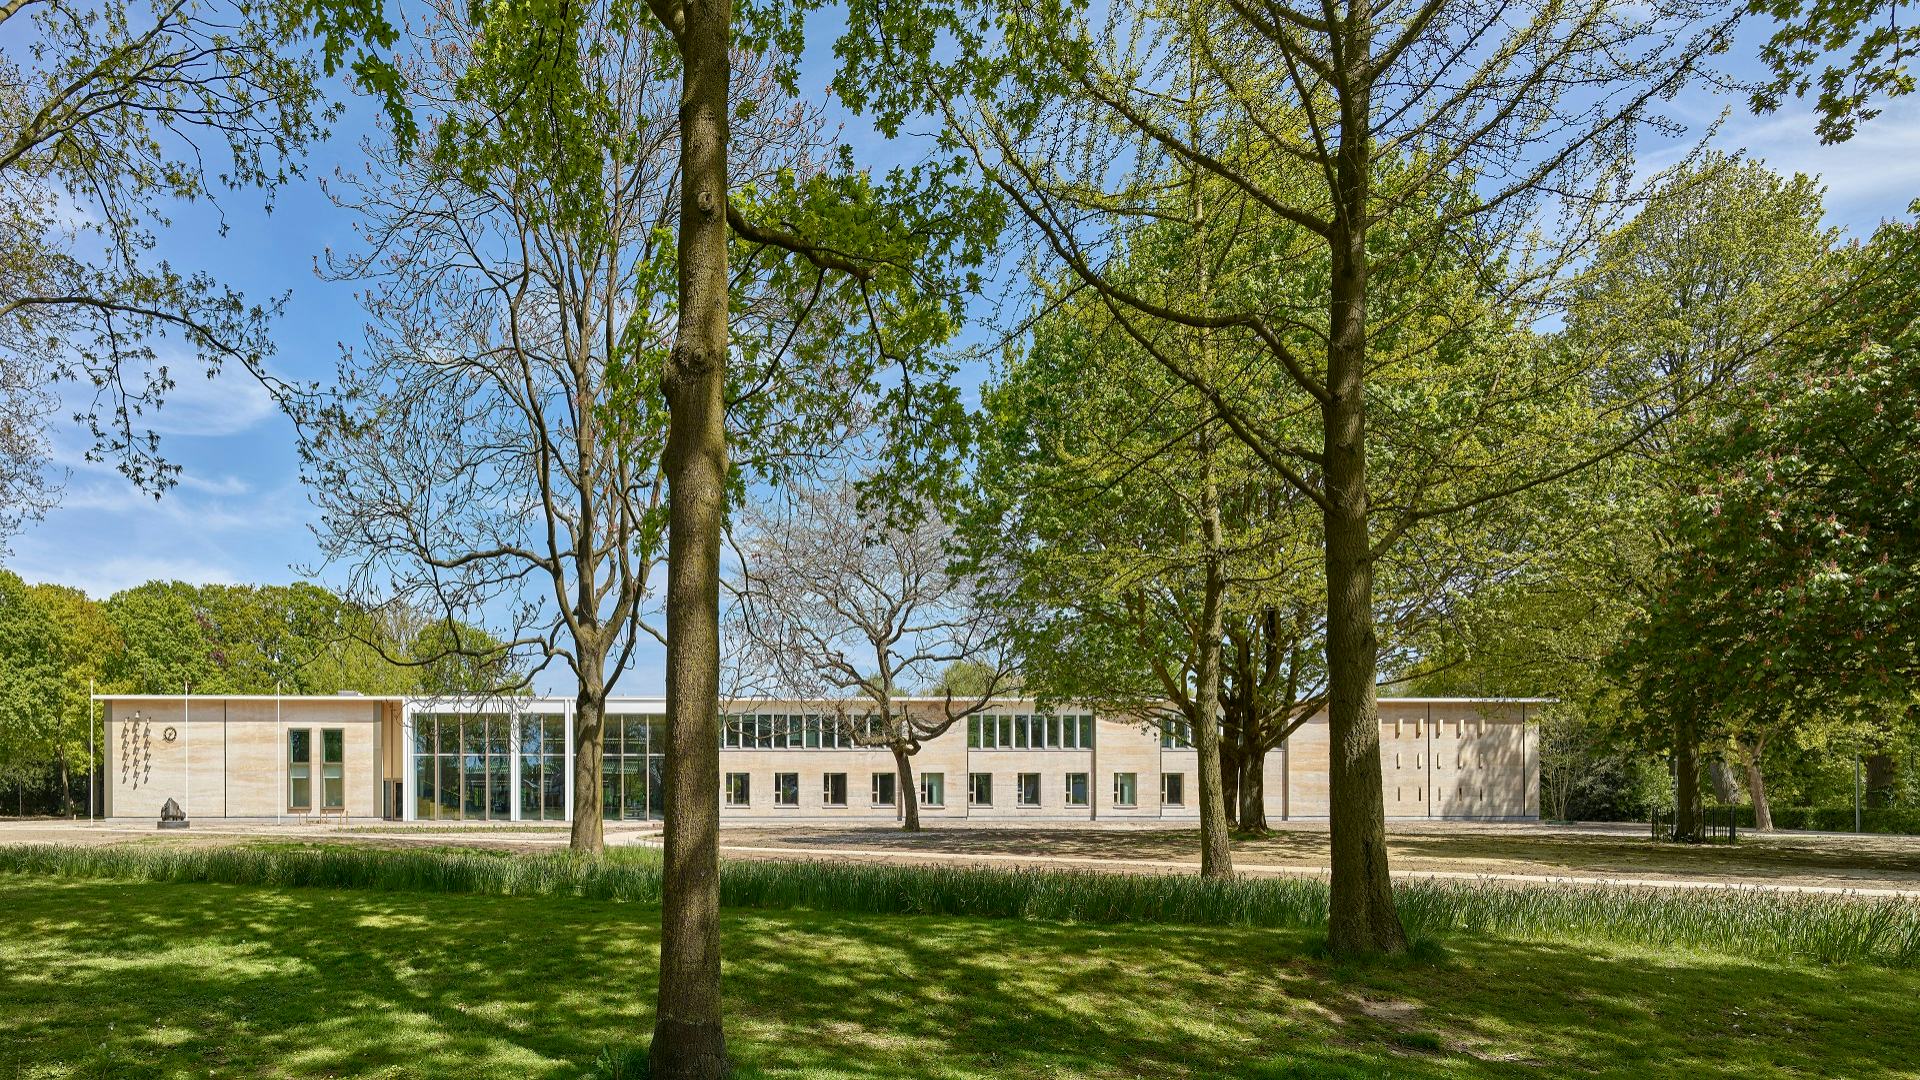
[1650,805,1738,844]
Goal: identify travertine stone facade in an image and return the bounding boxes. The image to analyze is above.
[102,696,396,820]
[95,694,1538,822]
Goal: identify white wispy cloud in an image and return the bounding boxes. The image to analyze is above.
[1641,98,1920,235]
[5,552,243,599]
[141,366,280,437]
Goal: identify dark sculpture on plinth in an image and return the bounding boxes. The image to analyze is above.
[157,797,189,829]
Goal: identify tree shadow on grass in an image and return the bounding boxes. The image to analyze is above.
[0,878,1915,1078]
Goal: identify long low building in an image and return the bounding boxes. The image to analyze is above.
[95,694,1542,823]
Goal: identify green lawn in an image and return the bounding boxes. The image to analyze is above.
[3,876,1918,1078]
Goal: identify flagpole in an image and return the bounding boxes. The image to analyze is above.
[184,678,191,823]
[88,678,95,822]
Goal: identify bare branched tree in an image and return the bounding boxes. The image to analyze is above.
[730,481,1018,830]
[295,0,832,851]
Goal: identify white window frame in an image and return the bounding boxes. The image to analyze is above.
[1160,772,1185,806]
[773,772,799,806]
[969,772,993,806]
[1016,772,1042,807]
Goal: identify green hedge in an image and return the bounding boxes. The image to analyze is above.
[1728,806,1920,834]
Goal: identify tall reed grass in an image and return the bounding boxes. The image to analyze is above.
[2,843,1915,968]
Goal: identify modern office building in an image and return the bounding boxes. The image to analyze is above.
[94,694,1541,823]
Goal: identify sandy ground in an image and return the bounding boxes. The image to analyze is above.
[6,816,1920,895]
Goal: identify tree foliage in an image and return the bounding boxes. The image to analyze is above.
[1,0,333,502]
[1615,216,1920,742]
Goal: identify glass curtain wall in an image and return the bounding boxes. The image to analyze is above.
[519,714,567,821]
[414,714,514,820]
[603,714,666,821]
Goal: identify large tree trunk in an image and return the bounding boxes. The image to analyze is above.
[650,0,730,1071]
[1865,752,1897,809]
[1320,82,1405,957]
[1707,759,1740,806]
[572,685,607,852]
[1191,438,1234,879]
[1220,738,1241,830]
[893,744,920,831]
[1239,748,1269,833]
[1743,740,1772,832]
[1673,713,1700,842]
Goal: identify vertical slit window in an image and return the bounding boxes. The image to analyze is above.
[321,728,345,809]
[288,729,312,811]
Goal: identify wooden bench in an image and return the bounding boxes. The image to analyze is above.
[318,806,351,826]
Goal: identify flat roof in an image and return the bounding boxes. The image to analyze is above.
[93,693,1552,705]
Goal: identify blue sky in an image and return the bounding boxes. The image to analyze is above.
[9,19,1920,696]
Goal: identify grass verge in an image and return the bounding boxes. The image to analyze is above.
[3,875,1919,1078]
[2,841,1918,968]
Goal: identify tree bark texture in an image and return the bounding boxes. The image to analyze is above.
[1239,750,1269,833]
[1673,715,1700,841]
[1320,79,1406,956]
[893,744,921,831]
[1743,743,1772,832]
[571,692,607,853]
[1193,452,1233,879]
[650,0,730,1071]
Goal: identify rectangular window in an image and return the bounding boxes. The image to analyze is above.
[871,772,896,806]
[771,714,788,750]
[823,772,848,806]
[1013,715,1028,749]
[1065,772,1088,806]
[998,714,1013,747]
[756,714,773,749]
[1016,772,1041,807]
[1079,715,1094,748]
[969,772,993,806]
[288,729,312,810]
[1060,715,1077,749]
[1113,772,1138,807]
[415,753,435,819]
[773,772,799,806]
[968,715,981,748]
[321,728,345,809]
[725,772,750,807]
[787,714,804,747]
[920,772,945,807]
[515,750,538,817]
[1161,772,1185,806]
[804,715,821,748]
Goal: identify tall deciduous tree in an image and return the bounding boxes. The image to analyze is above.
[1614,215,1920,832]
[840,0,1739,954]
[731,481,1016,831]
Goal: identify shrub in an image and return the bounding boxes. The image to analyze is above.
[1728,806,1920,834]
